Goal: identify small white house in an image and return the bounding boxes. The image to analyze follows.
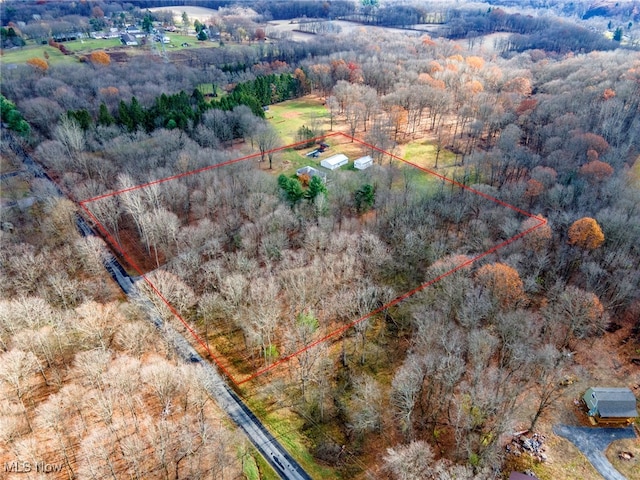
[296,166,327,181]
[321,154,348,171]
[354,155,373,170]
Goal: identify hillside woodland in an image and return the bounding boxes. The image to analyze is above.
[1,1,640,479]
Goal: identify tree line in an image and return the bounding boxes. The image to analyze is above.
[65,72,303,136]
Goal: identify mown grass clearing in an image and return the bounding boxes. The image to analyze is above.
[270,149,313,177]
[398,138,471,193]
[267,97,329,145]
[242,453,261,480]
[399,138,457,170]
[265,97,462,196]
[62,37,123,52]
[504,432,603,480]
[164,33,215,49]
[1,44,76,66]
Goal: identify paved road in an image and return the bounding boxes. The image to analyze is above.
[13,139,312,480]
[86,205,312,480]
[553,424,637,480]
[132,291,311,480]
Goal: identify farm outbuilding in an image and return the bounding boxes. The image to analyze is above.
[354,155,373,170]
[296,166,326,182]
[321,154,348,170]
[120,33,138,46]
[582,387,638,425]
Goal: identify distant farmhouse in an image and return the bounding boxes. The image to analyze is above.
[582,387,639,425]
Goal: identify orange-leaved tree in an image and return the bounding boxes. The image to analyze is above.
[568,217,604,250]
[579,160,614,183]
[465,56,485,70]
[99,86,119,96]
[27,57,49,71]
[89,50,111,66]
[476,263,525,309]
[602,88,616,100]
[524,178,544,199]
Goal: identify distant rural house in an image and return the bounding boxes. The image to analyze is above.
[52,32,81,42]
[120,33,138,46]
[321,153,348,170]
[354,155,373,170]
[582,387,639,425]
[296,166,326,182]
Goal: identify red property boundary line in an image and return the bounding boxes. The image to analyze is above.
[79,131,547,386]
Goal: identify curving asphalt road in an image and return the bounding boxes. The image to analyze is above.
[91,220,312,480]
[13,141,311,480]
[553,424,637,480]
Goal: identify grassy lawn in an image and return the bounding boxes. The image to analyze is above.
[0,35,218,67]
[267,98,329,145]
[240,446,280,480]
[397,138,466,193]
[0,44,77,67]
[262,97,467,197]
[269,149,316,177]
[160,33,219,50]
[62,37,123,52]
[197,82,226,98]
[399,138,457,170]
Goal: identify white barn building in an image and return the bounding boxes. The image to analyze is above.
[354,155,373,170]
[321,154,348,170]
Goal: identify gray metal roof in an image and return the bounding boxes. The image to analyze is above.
[589,387,638,418]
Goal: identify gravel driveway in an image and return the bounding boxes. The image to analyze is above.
[553,424,637,480]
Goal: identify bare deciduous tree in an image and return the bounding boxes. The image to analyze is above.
[0,350,38,432]
[349,375,382,435]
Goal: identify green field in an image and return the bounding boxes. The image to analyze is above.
[397,138,461,191]
[152,33,220,51]
[0,44,77,67]
[266,98,329,145]
[62,37,123,52]
[265,97,463,195]
[0,37,125,66]
[400,138,457,170]
[0,34,217,68]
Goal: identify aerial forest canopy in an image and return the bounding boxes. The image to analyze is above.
[1,1,639,479]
